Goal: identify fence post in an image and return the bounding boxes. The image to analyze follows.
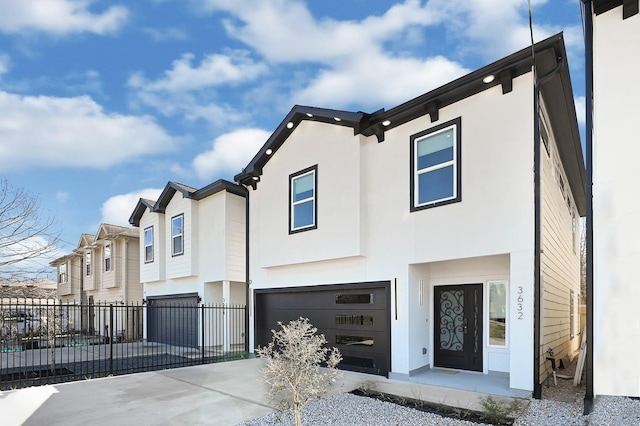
[201,305,205,363]
[109,304,114,375]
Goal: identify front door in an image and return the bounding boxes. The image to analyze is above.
[434,284,483,372]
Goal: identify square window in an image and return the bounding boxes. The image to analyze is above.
[289,166,317,233]
[144,226,154,263]
[172,215,184,256]
[410,117,461,211]
[104,244,112,272]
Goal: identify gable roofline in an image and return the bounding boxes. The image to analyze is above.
[128,179,248,227]
[95,223,138,240]
[234,34,585,215]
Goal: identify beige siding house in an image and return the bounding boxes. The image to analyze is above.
[236,34,585,396]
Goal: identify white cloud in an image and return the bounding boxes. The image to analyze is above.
[0,91,177,171]
[101,188,163,227]
[56,191,70,203]
[128,50,265,124]
[0,53,10,78]
[192,128,270,180]
[293,53,468,109]
[201,0,437,63]
[142,27,188,42]
[129,50,266,92]
[574,95,586,126]
[0,0,128,35]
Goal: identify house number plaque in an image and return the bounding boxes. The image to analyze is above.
[516,286,524,320]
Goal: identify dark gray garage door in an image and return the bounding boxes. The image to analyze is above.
[255,281,390,377]
[147,293,199,348]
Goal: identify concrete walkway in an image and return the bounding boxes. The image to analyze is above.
[0,359,528,426]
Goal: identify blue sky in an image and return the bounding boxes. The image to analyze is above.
[0,0,585,277]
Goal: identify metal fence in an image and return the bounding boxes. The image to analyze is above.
[0,299,247,390]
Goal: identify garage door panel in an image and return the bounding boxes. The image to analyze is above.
[147,294,199,348]
[255,282,390,376]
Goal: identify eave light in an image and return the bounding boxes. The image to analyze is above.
[482,74,496,84]
[266,149,273,155]
[286,122,294,129]
[306,113,314,118]
[381,120,391,127]
[333,117,342,122]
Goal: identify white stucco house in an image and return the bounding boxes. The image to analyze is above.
[586,0,640,398]
[235,34,585,395]
[128,179,247,348]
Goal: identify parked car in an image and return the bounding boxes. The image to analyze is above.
[2,310,42,335]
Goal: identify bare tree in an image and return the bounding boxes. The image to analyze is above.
[0,179,60,283]
[257,318,342,426]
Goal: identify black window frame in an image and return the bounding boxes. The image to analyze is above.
[410,117,462,212]
[289,165,318,234]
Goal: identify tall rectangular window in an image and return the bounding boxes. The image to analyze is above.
[172,214,184,256]
[58,262,67,283]
[488,281,507,347]
[86,253,91,276]
[104,244,112,272]
[410,117,461,211]
[144,226,154,263]
[289,165,317,233]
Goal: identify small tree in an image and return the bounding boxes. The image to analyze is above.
[257,317,342,426]
[39,305,65,374]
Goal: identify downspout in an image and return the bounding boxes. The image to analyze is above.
[244,190,250,354]
[533,55,564,400]
[581,0,595,413]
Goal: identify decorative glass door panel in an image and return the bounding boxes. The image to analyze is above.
[434,284,483,371]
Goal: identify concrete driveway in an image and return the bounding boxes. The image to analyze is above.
[0,358,524,425]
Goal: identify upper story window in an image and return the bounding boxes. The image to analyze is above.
[144,226,154,263]
[289,165,317,233]
[58,262,67,284]
[104,244,112,272]
[410,117,461,212]
[86,253,91,276]
[172,214,184,256]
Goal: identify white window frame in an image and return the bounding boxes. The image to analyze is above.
[410,117,461,211]
[144,226,154,263]
[487,280,509,348]
[289,166,317,233]
[104,244,112,272]
[86,253,91,276]
[172,214,184,256]
[58,262,67,284]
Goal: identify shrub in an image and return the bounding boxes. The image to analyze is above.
[257,317,342,426]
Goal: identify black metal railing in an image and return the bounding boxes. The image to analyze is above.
[0,299,247,390]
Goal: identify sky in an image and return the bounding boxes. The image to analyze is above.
[0,0,586,278]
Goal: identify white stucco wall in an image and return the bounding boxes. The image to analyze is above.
[248,73,536,390]
[593,6,640,397]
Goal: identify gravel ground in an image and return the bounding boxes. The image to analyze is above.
[240,357,640,426]
[240,393,640,426]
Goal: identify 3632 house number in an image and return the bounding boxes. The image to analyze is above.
[517,286,524,320]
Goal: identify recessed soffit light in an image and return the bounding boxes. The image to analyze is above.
[286,122,294,129]
[306,113,314,118]
[381,120,391,127]
[483,74,496,84]
[266,148,273,155]
[333,117,342,122]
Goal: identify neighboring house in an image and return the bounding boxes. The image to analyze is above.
[50,225,141,337]
[586,0,640,398]
[0,279,57,303]
[236,34,585,394]
[129,180,247,348]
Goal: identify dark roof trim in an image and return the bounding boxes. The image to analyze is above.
[235,106,366,187]
[234,33,585,215]
[593,0,639,17]
[128,179,247,227]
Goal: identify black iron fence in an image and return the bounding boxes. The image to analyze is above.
[0,299,247,390]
